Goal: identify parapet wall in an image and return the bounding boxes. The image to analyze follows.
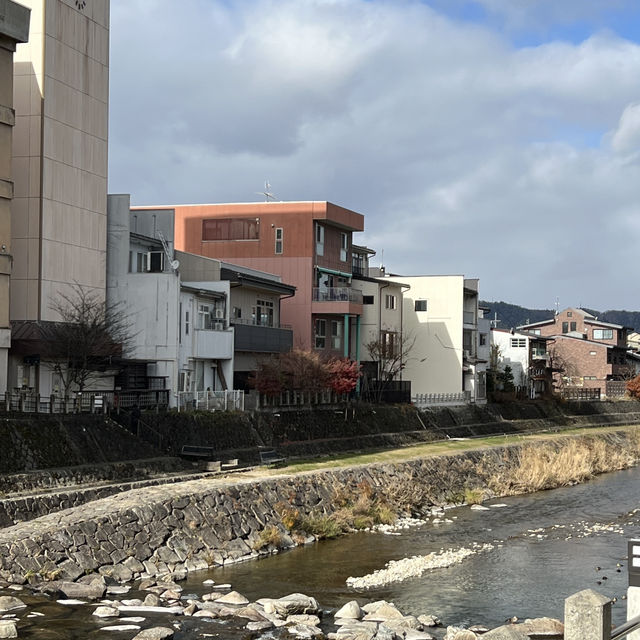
[0,429,637,586]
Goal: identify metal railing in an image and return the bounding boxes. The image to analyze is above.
[312,287,363,304]
[612,614,640,640]
[176,389,245,412]
[230,318,292,329]
[2,389,170,414]
[259,390,348,408]
[413,391,472,407]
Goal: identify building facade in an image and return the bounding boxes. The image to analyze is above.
[133,201,365,360]
[0,0,30,394]
[519,308,631,397]
[7,0,109,394]
[383,274,486,401]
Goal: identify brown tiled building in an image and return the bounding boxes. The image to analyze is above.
[519,308,632,398]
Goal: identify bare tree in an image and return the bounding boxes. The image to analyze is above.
[47,284,134,395]
[364,330,416,402]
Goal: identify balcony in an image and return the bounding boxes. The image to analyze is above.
[463,311,476,326]
[311,287,363,316]
[231,320,293,353]
[313,287,363,303]
[194,327,234,359]
[531,348,548,361]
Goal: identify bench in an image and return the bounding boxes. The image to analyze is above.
[259,449,286,466]
[181,445,215,460]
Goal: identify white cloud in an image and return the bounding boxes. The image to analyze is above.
[109,0,640,309]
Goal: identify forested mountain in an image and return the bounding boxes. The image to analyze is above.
[480,301,640,332]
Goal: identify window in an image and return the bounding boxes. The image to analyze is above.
[202,217,260,241]
[136,252,148,273]
[570,322,576,332]
[381,331,397,358]
[316,224,324,256]
[340,233,348,261]
[531,329,541,335]
[567,311,573,317]
[479,333,487,346]
[584,375,597,380]
[562,322,568,333]
[415,300,427,312]
[198,303,213,330]
[385,294,397,310]
[331,320,342,349]
[185,310,190,336]
[253,299,274,327]
[232,307,242,319]
[590,351,597,356]
[315,319,326,349]
[363,295,374,305]
[275,228,283,254]
[593,328,613,340]
[510,338,526,348]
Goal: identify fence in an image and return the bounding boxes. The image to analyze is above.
[1,389,170,414]
[258,389,348,408]
[176,389,245,412]
[560,388,602,401]
[606,380,628,399]
[413,391,472,407]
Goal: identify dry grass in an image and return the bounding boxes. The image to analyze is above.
[253,525,284,551]
[492,434,640,495]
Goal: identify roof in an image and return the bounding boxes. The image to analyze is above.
[220,266,296,296]
[491,328,552,341]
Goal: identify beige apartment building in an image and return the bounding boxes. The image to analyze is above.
[1,0,30,395]
[8,0,109,393]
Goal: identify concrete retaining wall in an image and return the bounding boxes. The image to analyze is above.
[0,429,637,586]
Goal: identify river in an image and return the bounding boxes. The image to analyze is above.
[9,465,640,638]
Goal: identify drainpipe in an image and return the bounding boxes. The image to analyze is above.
[398,284,411,382]
[378,282,390,381]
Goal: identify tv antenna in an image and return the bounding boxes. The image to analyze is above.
[257,180,277,202]
[156,229,179,272]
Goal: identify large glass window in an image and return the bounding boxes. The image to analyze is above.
[315,319,326,349]
[316,224,324,256]
[593,328,613,340]
[253,299,274,327]
[202,218,260,241]
[340,233,348,261]
[331,320,342,349]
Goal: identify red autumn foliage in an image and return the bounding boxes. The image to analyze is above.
[250,350,360,396]
[627,374,640,399]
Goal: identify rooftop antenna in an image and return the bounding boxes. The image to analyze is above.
[257,180,277,202]
[555,297,559,315]
[492,312,501,328]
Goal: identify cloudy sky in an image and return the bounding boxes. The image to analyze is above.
[108,0,640,311]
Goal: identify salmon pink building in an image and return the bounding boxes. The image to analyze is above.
[132,201,366,360]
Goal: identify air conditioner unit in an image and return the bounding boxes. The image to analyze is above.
[215,308,224,319]
[214,322,224,331]
[463,349,471,359]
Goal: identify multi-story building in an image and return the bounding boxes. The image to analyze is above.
[383,274,486,402]
[351,247,409,400]
[490,327,553,398]
[519,308,632,398]
[132,201,365,360]
[8,0,109,392]
[0,1,30,395]
[108,195,294,403]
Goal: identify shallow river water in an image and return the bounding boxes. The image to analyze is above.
[9,465,640,638]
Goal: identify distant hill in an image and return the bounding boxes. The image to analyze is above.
[480,301,640,333]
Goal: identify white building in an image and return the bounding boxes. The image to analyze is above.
[107,194,234,405]
[383,274,486,403]
[490,327,551,398]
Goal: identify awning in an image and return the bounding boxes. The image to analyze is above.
[316,266,352,279]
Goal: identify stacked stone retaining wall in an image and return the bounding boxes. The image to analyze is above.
[0,429,637,586]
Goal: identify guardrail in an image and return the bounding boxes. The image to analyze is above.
[413,391,472,407]
[176,390,245,412]
[312,287,363,304]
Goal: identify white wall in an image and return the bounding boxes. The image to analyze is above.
[491,329,530,387]
[386,275,464,395]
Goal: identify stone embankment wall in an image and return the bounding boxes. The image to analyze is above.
[0,415,161,474]
[0,429,637,586]
[0,457,194,528]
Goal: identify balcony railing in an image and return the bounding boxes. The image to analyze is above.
[531,349,548,359]
[312,287,363,304]
[230,318,292,330]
